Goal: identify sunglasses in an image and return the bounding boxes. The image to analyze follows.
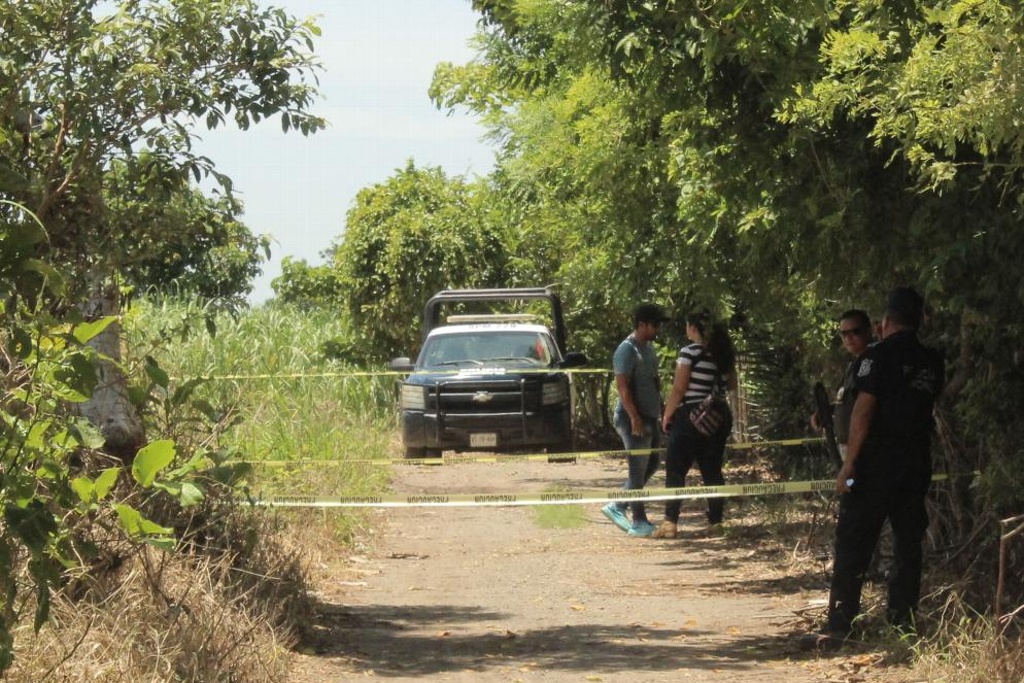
[838,326,864,338]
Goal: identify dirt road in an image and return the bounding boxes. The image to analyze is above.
[288,457,899,682]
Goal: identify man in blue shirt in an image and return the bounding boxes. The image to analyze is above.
[602,303,669,537]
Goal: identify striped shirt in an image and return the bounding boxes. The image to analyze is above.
[678,343,721,405]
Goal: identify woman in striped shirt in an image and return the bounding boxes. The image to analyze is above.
[655,310,737,538]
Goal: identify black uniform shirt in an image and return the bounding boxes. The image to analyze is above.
[833,354,867,445]
[854,330,944,475]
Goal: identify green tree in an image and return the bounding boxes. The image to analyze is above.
[0,2,325,668]
[105,156,271,305]
[436,2,1024,542]
[329,162,510,360]
[0,0,323,276]
[0,0,324,453]
[433,3,689,355]
[272,256,346,310]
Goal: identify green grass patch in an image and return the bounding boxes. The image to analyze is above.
[532,488,588,529]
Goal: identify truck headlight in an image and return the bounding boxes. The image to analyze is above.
[400,384,427,410]
[542,380,568,406]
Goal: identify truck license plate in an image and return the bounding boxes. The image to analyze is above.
[470,433,497,448]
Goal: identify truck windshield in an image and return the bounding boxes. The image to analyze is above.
[419,331,556,369]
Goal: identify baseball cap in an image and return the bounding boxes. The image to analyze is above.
[634,303,671,326]
[886,286,924,328]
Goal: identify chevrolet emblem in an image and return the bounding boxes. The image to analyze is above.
[471,391,494,403]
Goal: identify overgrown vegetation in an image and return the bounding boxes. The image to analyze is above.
[123,298,394,515]
[2,0,330,672]
[270,0,1024,676]
[1,293,401,679]
[4,0,1024,679]
[4,514,311,683]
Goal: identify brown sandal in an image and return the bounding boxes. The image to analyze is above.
[651,521,678,539]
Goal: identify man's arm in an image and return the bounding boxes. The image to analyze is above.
[837,391,877,492]
[616,373,644,437]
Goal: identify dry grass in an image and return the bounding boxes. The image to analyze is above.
[5,506,314,683]
[908,592,1024,683]
[0,298,393,681]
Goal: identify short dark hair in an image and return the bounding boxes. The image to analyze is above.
[634,303,670,327]
[885,287,924,330]
[839,309,871,333]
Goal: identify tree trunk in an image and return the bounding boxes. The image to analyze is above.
[78,279,145,461]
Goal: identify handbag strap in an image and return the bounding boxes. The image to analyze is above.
[690,346,724,396]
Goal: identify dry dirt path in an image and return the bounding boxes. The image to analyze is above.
[287,457,901,682]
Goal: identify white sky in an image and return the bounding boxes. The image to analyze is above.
[193,0,495,303]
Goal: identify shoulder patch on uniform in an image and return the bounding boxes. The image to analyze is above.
[857,359,872,377]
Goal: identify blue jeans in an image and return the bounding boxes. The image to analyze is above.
[613,411,662,523]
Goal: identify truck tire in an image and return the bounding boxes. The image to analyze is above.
[546,439,577,463]
[404,446,426,459]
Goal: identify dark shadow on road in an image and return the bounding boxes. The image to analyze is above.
[305,601,807,678]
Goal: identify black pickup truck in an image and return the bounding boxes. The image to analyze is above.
[389,288,588,458]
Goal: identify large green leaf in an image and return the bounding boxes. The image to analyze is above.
[72,316,117,344]
[93,467,120,500]
[178,483,204,508]
[71,417,106,449]
[71,468,121,505]
[132,440,176,487]
[114,505,175,548]
[52,352,99,402]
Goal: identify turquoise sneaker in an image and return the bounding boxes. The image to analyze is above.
[628,520,657,537]
[601,503,630,532]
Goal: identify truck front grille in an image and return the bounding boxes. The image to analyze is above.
[426,378,538,413]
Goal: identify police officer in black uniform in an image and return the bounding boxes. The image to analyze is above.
[806,287,944,650]
[812,309,873,461]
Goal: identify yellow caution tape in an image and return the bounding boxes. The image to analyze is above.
[254,473,950,508]
[174,367,615,381]
[238,438,826,469]
[172,371,408,381]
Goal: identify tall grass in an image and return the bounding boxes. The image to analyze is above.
[4,297,399,681]
[123,297,395,509]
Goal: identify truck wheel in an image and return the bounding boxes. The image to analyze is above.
[546,440,577,463]
[404,446,426,459]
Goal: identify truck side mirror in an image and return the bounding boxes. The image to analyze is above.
[559,351,588,369]
[389,357,414,372]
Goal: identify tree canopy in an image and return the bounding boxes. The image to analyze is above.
[0,0,325,670]
[324,161,511,360]
[287,1,1024,525]
[0,0,324,301]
